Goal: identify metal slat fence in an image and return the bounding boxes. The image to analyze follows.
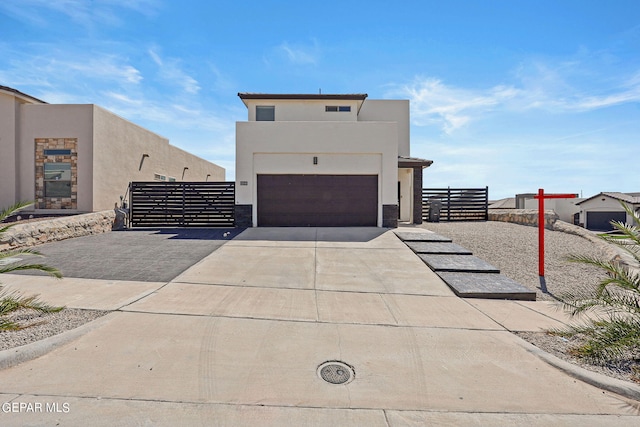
[129,181,235,227]
[422,187,488,222]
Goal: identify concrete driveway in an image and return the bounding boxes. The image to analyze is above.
[0,227,638,426]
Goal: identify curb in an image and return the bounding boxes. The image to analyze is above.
[0,311,118,370]
[516,337,640,402]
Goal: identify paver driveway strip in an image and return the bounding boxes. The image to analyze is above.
[12,228,239,282]
[1,227,639,426]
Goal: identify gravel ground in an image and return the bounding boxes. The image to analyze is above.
[420,221,610,301]
[420,221,639,385]
[0,308,108,351]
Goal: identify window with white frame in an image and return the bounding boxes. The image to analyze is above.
[325,105,351,112]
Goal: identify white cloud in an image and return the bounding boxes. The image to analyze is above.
[389,58,640,134]
[512,57,640,112]
[276,41,320,65]
[104,91,144,106]
[148,49,201,95]
[0,43,143,88]
[388,77,520,134]
[0,0,159,28]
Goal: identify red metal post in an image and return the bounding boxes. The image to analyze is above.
[538,188,545,276]
[533,190,577,277]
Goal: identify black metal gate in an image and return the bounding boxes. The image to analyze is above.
[422,187,488,222]
[129,181,235,227]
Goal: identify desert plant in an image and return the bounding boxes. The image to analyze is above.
[1,201,63,331]
[0,289,64,331]
[560,201,640,363]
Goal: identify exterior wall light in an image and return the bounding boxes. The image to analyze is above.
[139,154,150,171]
[313,156,318,165]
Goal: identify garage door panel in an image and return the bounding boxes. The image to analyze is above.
[587,211,626,231]
[257,174,378,226]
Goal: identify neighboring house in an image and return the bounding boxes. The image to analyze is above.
[516,193,582,224]
[0,85,224,213]
[488,198,516,209]
[234,93,432,228]
[576,192,640,231]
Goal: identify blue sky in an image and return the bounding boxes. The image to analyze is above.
[1,0,639,200]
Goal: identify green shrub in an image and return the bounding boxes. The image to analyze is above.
[561,202,640,363]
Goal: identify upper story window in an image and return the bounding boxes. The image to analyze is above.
[256,105,275,121]
[325,106,351,112]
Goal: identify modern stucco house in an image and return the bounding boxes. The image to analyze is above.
[576,192,640,231]
[0,85,225,214]
[235,93,432,228]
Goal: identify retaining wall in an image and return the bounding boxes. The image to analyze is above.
[489,209,559,230]
[0,210,116,251]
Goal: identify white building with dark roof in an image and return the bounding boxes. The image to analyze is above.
[576,192,640,231]
[234,93,432,227]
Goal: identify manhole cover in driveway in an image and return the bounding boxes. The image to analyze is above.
[317,361,355,385]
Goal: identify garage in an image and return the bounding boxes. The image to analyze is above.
[586,211,626,231]
[257,174,378,226]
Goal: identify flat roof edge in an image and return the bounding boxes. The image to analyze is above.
[238,93,368,101]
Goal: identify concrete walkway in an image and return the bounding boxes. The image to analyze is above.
[0,228,639,426]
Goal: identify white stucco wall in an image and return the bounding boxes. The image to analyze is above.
[243,99,359,122]
[92,106,225,211]
[19,104,95,212]
[523,197,581,223]
[236,121,398,226]
[359,100,410,157]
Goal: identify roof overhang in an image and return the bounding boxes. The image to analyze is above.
[398,156,433,169]
[0,85,47,104]
[238,93,368,110]
[576,192,640,206]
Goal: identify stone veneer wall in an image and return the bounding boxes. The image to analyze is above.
[234,205,252,228]
[0,210,116,251]
[489,209,559,230]
[412,166,423,225]
[382,204,398,228]
[35,138,78,210]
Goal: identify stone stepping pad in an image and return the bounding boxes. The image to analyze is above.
[437,272,536,301]
[405,241,472,255]
[417,254,500,273]
[393,231,452,242]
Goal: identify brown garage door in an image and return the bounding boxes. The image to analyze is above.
[257,174,378,226]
